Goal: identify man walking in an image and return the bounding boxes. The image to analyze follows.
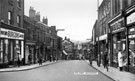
[89,50,93,66]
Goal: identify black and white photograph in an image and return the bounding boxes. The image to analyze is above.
[0,0,135,81]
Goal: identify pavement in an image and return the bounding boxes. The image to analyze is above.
[85,60,135,81]
[0,61,62,72]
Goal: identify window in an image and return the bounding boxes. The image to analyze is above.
[17,0,21,8]
[8,11,12,25]
[0,40,3,63]
[128,0,132,6]
[112,0,121,16]
[17,15,21,27]
[27,29,30,40]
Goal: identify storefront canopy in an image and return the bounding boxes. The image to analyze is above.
[63,50,68,55]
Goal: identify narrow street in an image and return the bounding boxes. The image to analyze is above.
[0,60,114,81]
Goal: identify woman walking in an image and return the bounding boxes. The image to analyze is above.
[118,49,123,71]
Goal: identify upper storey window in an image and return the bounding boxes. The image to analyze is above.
[17,0,21,8]
[17,15,21,27]
[8,11,13,25]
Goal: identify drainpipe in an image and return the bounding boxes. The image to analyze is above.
[123,10,129,72]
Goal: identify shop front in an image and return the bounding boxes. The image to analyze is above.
[98,34,108,66]
[25,41,36,64]
[0,23,25,68]
[109,17,125,68]
[126,8,135,73]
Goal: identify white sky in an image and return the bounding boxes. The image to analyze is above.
[25,0,103,42]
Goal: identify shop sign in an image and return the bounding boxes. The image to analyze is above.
[129,28,135,35]
[96,37,98,41]
[111,18,124,32]
[0,28,24,40]
[127,12,135,25]
[129,34,135,38]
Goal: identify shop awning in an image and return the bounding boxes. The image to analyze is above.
[63,50,68,55]
[99,34,107,41]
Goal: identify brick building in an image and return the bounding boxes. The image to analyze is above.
[0,0,25,68]
[24,7,61,64]
[108,0,135,73]
[96,0,111,66]
[62,37,74,60]
[93,0,135,74]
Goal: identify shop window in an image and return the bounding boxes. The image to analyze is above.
[8,0,14,6]
[128,40,135,66]
[17,0,21,8]
[27,29,30,40]
[0,40,4,63]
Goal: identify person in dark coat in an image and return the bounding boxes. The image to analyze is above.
[17,53,22,67]
[49,55,52,62]
[28,54,32,65]
[103,50,109,71]
[89,50,93,66]
[38,54,42,65]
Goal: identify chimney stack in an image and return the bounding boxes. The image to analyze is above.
[42,16,48,25]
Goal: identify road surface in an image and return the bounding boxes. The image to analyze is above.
[0,60,114,81]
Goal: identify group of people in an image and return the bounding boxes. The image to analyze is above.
[97,48,133,72]
[49,55,58,62]
[16,52,60,67]
[97,49,109,72]
[28,54,43,65]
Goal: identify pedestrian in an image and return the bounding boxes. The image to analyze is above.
[89,50,93,66]
[50,55,52,62]
[28,54,32,65]
[17,53,22,67]
[103,50,109,72]
[118,49,123,71]
[38,54,42,65]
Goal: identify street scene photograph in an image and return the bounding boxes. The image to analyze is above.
[0,0,135,81]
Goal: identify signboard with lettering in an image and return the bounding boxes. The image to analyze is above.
[127,12,135,25]
[0,28,24,40]
[111,18,125,33]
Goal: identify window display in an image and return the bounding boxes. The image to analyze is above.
[0,40,3,63]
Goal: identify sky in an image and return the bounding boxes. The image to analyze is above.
[25,0,103,42]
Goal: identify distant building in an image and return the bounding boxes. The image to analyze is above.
[62,37,74,60]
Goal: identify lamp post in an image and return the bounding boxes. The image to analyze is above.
[0,0,1,26]
[0,0,1,35]
[97,0,100,67]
